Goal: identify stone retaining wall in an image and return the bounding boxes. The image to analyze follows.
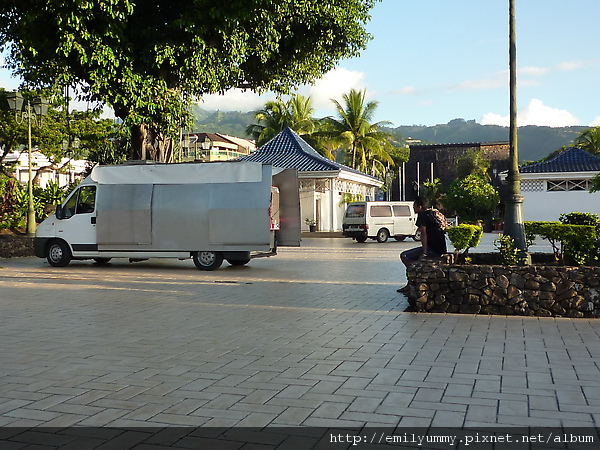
[406,260,600,318]
[0,235,35,258]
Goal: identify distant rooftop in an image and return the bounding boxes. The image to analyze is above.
[520,147,600,173]
[241,127,381,181]
[410,141,509,149]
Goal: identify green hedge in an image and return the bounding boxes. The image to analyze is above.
[524,221,598,265]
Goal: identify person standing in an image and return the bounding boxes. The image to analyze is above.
[397,196,447,293]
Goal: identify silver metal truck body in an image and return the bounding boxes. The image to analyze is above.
[34,161,300,270]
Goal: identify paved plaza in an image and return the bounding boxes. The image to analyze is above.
[1,236,600,432]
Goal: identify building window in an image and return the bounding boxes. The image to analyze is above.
[521,180,544,192]
[547,180,591,192]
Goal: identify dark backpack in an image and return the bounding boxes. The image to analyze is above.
[427,208,448,231]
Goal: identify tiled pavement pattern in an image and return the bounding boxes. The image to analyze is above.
[1,237,600,429]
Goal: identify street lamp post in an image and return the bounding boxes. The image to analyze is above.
[503,0,530,263]
[6,91,49,236]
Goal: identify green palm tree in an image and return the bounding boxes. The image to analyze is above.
[246,94,318,147]
[575,126,600,155]
[321,89,394,173]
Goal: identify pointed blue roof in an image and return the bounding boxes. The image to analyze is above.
[521,147,600,173]
[241,127,381,181]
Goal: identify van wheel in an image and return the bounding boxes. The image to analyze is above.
[355,236,367,243]
[93,258,112,264]
[413,230,421,241]
[376,228,389,243]
[226,258,251,266]
[47,240,72,267]
[193,251,224,271]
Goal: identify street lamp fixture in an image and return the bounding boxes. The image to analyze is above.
[6,91,49,236]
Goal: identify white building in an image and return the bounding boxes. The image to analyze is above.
[241,127,383,232]
[180,133,255,162]
[518,147,600,221]
[3,150,88,188]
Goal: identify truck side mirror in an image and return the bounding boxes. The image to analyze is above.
[55,205,65,220]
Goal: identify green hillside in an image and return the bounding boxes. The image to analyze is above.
[391,119,586,162]
[190,105,255,137]
[190,108,587,162]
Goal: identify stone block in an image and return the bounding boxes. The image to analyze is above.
[496,275,510,289]
[460,304,481,314]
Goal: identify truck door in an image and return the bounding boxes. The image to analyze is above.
[272,169,301,246]
[57,185,98,253]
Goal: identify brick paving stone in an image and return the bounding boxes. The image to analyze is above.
[2,236,600,431]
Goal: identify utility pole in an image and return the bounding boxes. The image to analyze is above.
[503,0,530,263]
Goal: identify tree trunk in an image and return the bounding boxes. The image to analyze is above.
[131,124,174,163]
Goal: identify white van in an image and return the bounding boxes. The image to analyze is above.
[342,201,419,243]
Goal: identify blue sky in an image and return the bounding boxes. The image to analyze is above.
[202,0,600,128]
[2,1,599,128]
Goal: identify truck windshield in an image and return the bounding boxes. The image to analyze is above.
[345,204,365,218]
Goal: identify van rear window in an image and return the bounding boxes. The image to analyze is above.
[345,205,365,218]
[370,205,392,217]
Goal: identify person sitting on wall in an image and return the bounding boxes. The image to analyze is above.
[397,196,448,293]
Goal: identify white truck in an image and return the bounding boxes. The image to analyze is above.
[33,161,300,270]
[342,201,419,243]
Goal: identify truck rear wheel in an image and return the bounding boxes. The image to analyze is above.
[93,258,112,264]
[193,251,224,271]
[226,258,251,266]
[355,236,367,243]
[47,240,72,267]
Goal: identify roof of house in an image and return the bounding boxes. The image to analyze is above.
[520,147,600,173]
[241,127,381,181]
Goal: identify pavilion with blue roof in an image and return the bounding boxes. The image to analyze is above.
[517,147,600,221]
[242,127,383,232]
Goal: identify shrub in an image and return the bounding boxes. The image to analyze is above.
[494,234,520,265]
[447,224,483,256]
[443,175,500,223]
[525,221,597,265]
[0,176,24,230]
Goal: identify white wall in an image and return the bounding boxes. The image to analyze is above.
[522,190,600,221]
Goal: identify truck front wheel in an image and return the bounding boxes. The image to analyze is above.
[193,251,224,271]
[47,240,72,267]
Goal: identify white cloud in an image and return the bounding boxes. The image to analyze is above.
[591,116,600,127]
[481,112,509,127]
[556,60,586,72]
[199,89,276,112]
[394,86,417,95]
[451,72,507,91]
[481,99,580,127]
[305,67,367,108]
[196,67,367,112]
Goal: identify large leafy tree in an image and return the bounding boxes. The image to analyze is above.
[321,88,394,174]
[0,88,117,179]
[0,0,376,162]
[443,174,500,223]
[456,149,491,181]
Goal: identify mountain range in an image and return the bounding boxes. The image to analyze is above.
[191,108,588,162]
